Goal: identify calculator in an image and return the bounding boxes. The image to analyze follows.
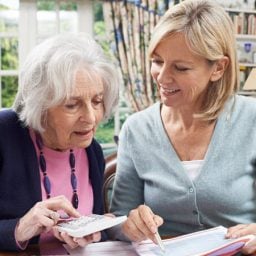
[57,214,127,237]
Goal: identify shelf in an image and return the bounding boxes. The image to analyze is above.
[226,8,256,14]
[238,91,256,96]
[236,34,256,39]
[239,63,256,67]
[226,7,256,92]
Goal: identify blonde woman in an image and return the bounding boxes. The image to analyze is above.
[110,0,256,254]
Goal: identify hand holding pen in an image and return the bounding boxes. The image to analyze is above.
[121,204,165,252]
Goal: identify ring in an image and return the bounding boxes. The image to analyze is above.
[49,212,57,220]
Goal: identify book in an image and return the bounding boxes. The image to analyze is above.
[57,214,127,238]
[133,226,254,256]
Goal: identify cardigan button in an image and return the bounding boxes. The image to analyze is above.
[189,187,194,193]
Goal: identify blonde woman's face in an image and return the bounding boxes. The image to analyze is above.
[43,69,104,151]
[150,33,219,112]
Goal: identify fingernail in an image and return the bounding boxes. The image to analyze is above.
[150,226,157,233]
[60,213,70,219]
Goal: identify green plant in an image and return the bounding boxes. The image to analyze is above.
[1,37,18,107]
[95,117,115,144]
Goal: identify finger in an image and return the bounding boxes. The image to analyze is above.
[226,224,248,238]
[91,232,101,242]
[227,224,247,233]
[74,232,101,247]
[137,205,158,234]
[42,196,80,218]
[122,218,146,242]
[153,215,164,228]
[34,210,56,228]
[52,227,64,242]
[60,232,78,249]
[74,237,93,247]
[129,207,153,237]
[242,238,256,255]
[227,224,256,238]
[104,213,115,218]
[48,211,60,224]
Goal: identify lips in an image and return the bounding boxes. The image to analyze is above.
[160,86,181,94]
[75,129,93,136]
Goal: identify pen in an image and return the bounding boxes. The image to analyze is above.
[143,203,165,253]
[155,230,166,253]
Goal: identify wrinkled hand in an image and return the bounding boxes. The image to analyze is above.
[226,223,256,255]
[15,196,80,243]
[121,204,163,243]
[51,213,116,248]
[52,227,101,249]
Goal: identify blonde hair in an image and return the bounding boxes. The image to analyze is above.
[13,33,119,132]
[149,0,238,121]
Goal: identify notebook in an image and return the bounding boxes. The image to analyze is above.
[133,226,254,256]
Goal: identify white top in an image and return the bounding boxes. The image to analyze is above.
[181,160,204,181]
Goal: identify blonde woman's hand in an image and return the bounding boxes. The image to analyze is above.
[121,204,163,243]
[226,223,256,255]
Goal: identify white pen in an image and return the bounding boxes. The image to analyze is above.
[155,230,166,253]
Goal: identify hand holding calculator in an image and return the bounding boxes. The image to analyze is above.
[57,214,127,238]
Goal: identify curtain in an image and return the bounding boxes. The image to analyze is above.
[103,0,176,112]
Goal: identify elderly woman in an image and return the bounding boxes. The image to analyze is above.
[110,0,256,254]
[0,33,119,251]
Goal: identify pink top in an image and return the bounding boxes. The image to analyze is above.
[29,130,93,243]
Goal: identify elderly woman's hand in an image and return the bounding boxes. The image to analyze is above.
[226,223,256,255]
[53,213,115,248]
[121,204,163,243]
[52,227,101,249]
[15,195,80,243]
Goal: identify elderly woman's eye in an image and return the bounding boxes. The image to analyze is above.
[92,99,103,107]
[64,102,78,109]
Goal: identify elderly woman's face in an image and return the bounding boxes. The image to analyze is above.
[43,69,104,151]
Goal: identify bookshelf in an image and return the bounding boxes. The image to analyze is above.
[225,8,256,94]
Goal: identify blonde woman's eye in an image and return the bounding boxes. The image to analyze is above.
[151,59,163,65]
[175,65,190,72]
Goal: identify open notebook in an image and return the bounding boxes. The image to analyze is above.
[133,226,254,256]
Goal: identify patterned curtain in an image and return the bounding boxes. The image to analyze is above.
[103,0,176,112]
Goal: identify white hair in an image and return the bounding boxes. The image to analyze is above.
[13,33,119,132]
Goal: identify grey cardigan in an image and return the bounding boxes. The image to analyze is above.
[110,95,256,237]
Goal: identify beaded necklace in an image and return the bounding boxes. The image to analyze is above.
[35,133,79,209]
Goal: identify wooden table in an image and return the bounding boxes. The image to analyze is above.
[0,241,68,256]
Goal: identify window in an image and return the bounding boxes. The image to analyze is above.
[0,0,123,154]
[0,0,94,109]
[0,0,19,107]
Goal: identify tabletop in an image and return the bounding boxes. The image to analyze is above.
[0,241,67,256]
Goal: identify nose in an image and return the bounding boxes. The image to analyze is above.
[79,104,96,124]
[156,64,173,85]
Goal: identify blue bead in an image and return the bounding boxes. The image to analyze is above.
[71,172,77,189]
[43,176,51,194]
[39,155,46,172]
[72,193,79,209]
[69,152,75,168]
